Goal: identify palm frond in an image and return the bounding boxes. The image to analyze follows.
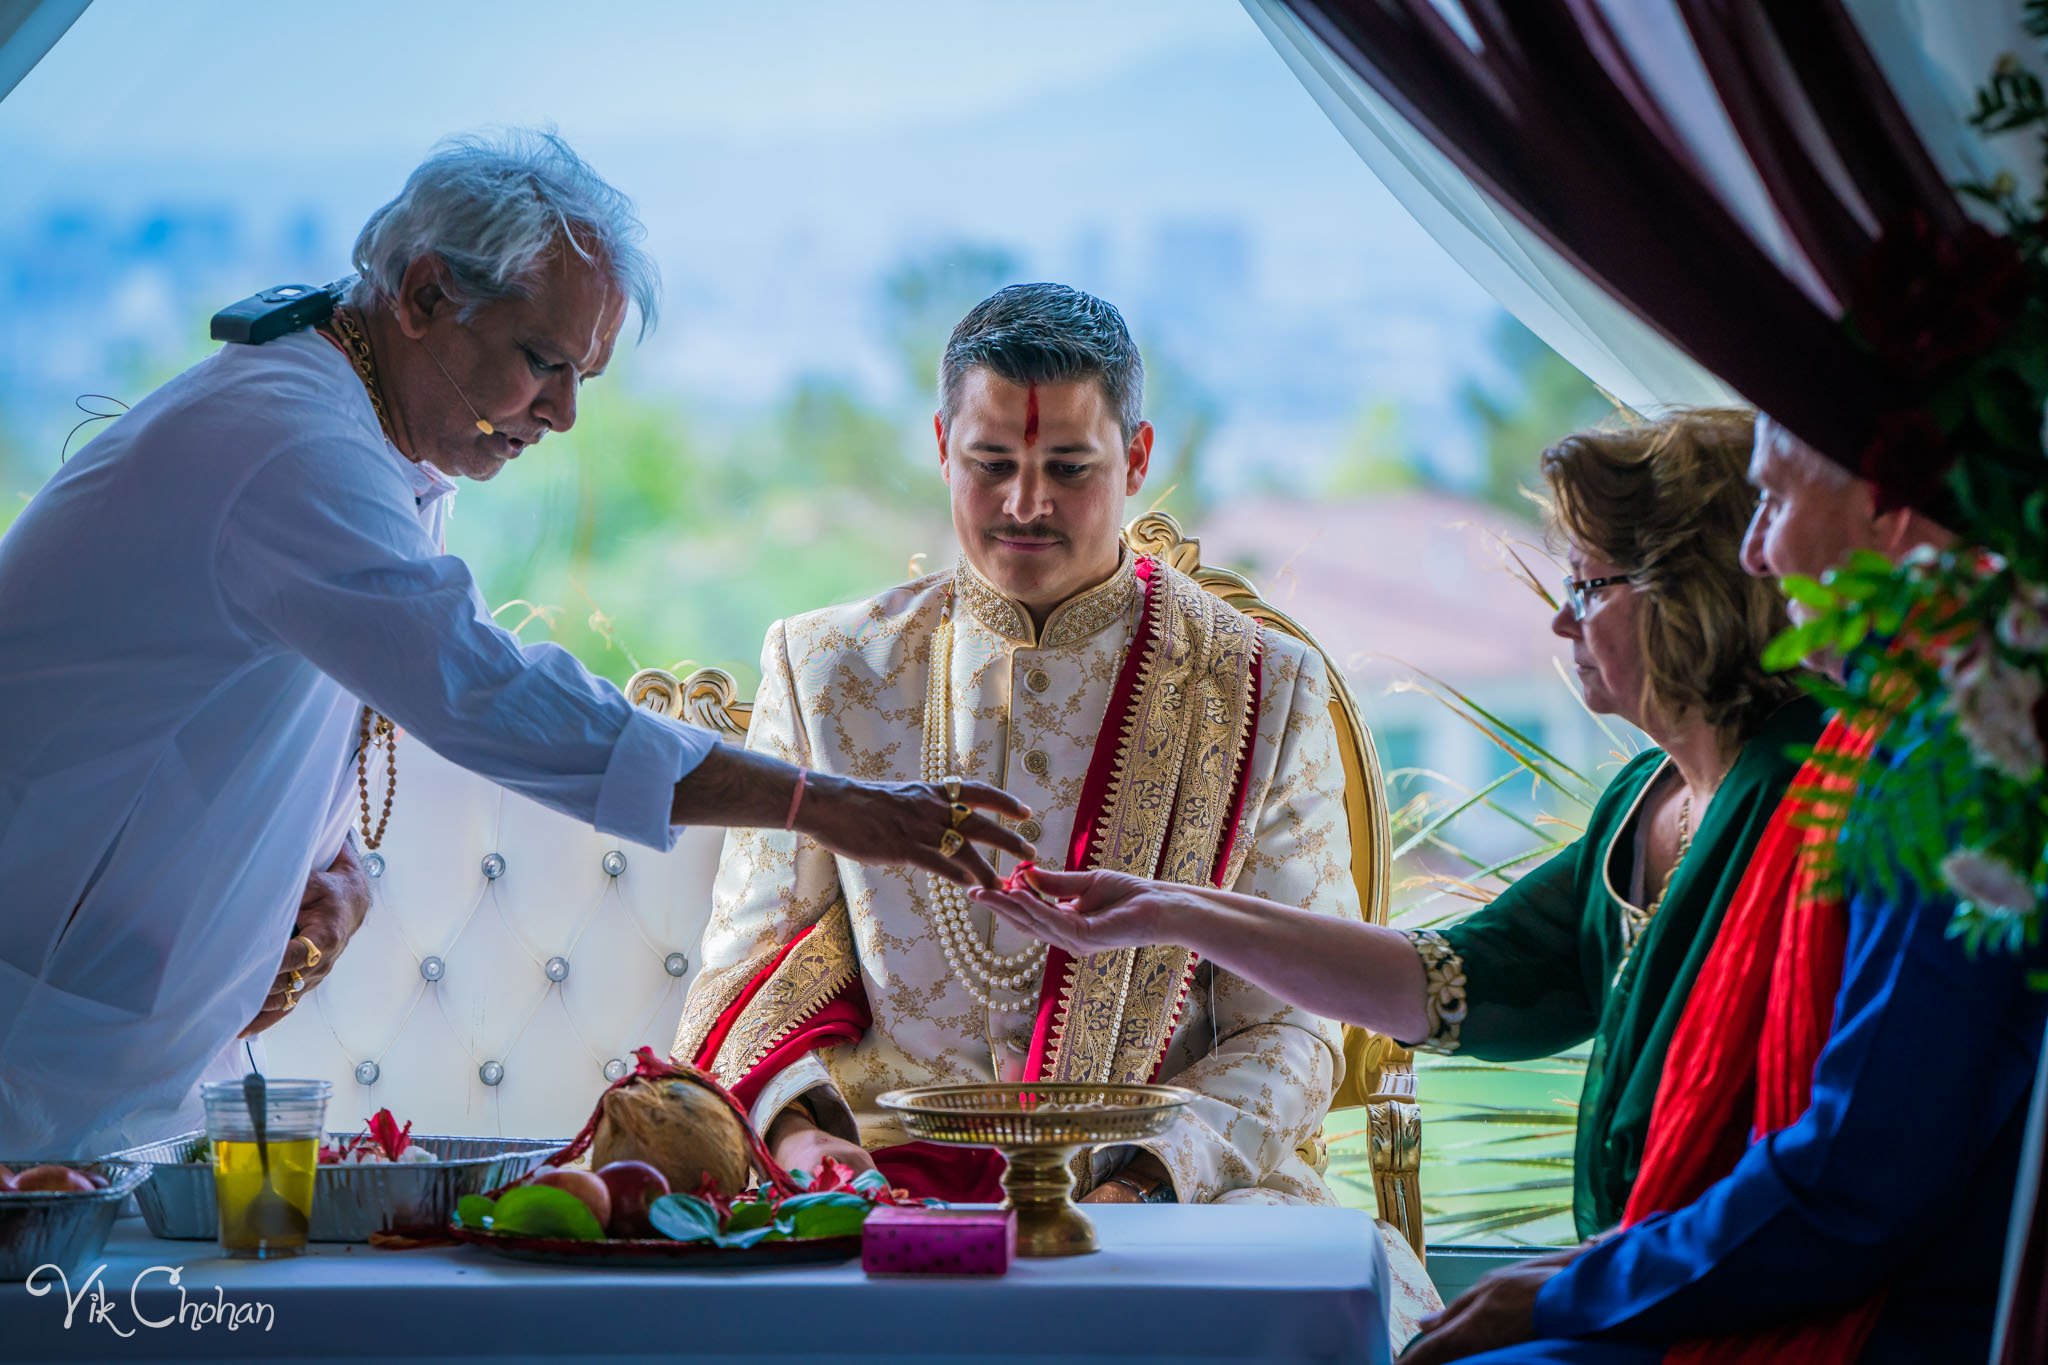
[1386,666,1597,799]
[1424,1203,1575,1239]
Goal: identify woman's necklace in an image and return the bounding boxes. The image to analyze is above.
[922,592,1046,1013]
[320,305,400,850]
[1619,786,1694,965]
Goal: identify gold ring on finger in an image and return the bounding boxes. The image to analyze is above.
[938,828,965,857]
[942,774,963,801]
[281,993,299,1012]
[293,934,322,970]
[949,800,971,827]
[288,970,306,996]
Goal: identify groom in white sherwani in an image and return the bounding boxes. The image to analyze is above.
[677,283,1362,1208]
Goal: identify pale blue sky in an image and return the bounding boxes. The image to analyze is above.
[7,0,1260,151]
[0,0,1508,489]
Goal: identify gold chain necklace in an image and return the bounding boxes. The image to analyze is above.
[322,304,401,849]
[325,304,395,444]
[1619,788,1693,968]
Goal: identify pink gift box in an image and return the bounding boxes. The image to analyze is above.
[861,1206,1016,1276]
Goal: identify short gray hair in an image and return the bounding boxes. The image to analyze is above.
[349,128,659,340]
[940,283,1144,441]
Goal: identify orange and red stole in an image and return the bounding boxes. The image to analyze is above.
[1622,715,1883,1364]
[689,557,1264,1200]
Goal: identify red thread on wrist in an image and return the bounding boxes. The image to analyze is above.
[784,768,809,831]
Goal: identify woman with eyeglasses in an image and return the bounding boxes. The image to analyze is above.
[976,405,1824,1242]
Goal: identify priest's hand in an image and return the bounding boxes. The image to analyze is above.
[670,746,1036,890]
[1397,1256,1567,1364]
[241,840,372,1038]
[797,772,1035,890]
[767,1105,877,1182]
[972,867,1186,956]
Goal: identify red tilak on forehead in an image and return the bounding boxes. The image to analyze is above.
[1023,384,1040,447]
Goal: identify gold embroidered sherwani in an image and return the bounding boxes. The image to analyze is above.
[675,554,1360,1205]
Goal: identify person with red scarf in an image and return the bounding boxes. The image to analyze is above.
[1389,418,2048,1363]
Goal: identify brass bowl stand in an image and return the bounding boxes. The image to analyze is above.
[876,1082,1194,1258]
[999,1140,1098,1257]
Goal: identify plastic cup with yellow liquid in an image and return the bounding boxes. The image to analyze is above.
[199,1077,329,1258]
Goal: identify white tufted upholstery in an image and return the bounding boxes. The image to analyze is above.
[263,692,724,1139]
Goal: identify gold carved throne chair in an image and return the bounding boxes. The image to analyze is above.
[623,511,1424,1259]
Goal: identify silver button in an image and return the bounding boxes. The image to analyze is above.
[544,956,571,983]
[419,956,445,982]
[481,852,506,880]
[602,850,628,877]
[1022,749,1049,776]
[664,952,691,978]
[363,852,385,879]
[603,1058,630,1082]
[354,1060,381,1086]
[479,1061,505,1087]
[1025,668,1051,693]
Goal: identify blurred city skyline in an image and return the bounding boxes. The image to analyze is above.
[0,1,1516,496]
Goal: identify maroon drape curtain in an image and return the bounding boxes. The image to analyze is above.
[1277,0,1963,479]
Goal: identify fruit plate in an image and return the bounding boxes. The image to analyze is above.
[447,1223,863,1269]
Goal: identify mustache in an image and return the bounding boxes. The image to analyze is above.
[984,525,1064,544]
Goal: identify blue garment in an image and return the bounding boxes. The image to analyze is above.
[1445,1341,1661,1364]
[1529,830,2046,1361]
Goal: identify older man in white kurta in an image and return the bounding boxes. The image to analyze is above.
[0,133,1030,1158]
[680,544,1360,1204]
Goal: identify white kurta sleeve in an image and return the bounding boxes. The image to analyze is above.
[215,441,714,851]
[1128,646,1357,1204]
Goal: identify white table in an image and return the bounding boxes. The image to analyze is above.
[4,1205,1391,1364]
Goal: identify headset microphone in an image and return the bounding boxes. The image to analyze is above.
[419,339,495,436]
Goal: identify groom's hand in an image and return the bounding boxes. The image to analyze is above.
[241,840,371,1037]
[767,1105,877,1182]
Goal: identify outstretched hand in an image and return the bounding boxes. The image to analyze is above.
[1396,1255,1566,1363]
[801,774,1036,890]
[969,867,1186,956]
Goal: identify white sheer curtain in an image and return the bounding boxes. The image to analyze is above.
[0,0,90,105]
[1241,0,1738,413]
[1846,0,2044,217]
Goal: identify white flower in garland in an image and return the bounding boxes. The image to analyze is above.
[1941,641,2046,782]
[1941,847,2039,919]
[1998,579,2048,654]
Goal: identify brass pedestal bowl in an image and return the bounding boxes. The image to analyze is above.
[876,1082,1193,1257]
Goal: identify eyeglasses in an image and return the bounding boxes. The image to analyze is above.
[1561,573,1636,620]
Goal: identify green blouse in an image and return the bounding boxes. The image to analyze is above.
[1407,696,1825,1239]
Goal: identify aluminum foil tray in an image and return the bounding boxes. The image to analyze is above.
[0,1159,152,1281]
[112,1133,562,1243]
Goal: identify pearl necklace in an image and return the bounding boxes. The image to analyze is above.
[923,597,1046,1013]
